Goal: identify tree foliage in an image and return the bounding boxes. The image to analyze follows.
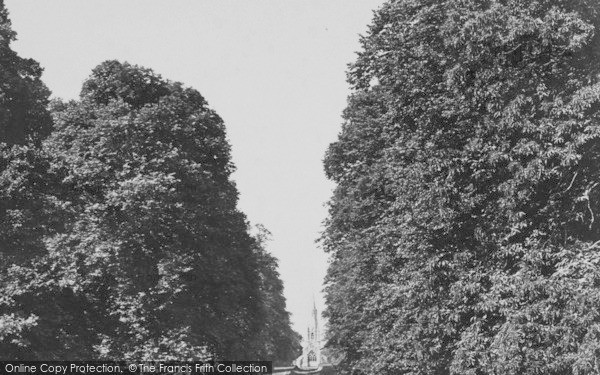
[323,1,600,374]
[42,61,261,359]
[250,225,303,366]
[0,58,299,360]
[0,0,51,146]
[0,1,57,357]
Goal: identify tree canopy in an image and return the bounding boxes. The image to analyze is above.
[37,60,263,359]
[323,0,600,374]
[0,0,51,146]
[0,8,300,359]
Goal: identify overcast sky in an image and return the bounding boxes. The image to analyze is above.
[6,0,384,333]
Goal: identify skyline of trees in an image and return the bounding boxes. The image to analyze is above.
[9,0,600,373]
[323,0,600,374]
[0,0,300,362]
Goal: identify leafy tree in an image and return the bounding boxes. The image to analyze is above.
[249,225,302,365]
[323,1,600,374]
[0,0,51,146]
[0,0,54,265]
[44,60,263,360]
[0,1,58,358]
[0,0,299,358]
[1,60,300,360]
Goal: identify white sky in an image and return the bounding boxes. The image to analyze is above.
[6,0,383,333]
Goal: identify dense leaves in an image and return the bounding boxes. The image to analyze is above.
[0,5,300,359]
[250,226,302,366]
[38,61,263,359]
[0,0,51,146]
[0,0,58,358]
[323,1,600,374]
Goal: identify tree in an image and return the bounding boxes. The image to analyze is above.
[44,60,263,360]
[0,0,54,265]
[0,0,51,146]
[249,225,302,366]
[0,1,57,358]
[323,1,600,374]
[1,60,300,360]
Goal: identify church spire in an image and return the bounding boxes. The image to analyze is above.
[312,296,318,341]
[295,295,327,369]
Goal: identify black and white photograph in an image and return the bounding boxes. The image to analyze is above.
[2,1,600,374]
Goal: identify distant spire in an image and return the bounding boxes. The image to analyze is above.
[312,295,318,341]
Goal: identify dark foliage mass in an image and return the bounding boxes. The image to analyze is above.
[0,1,299,362]
[323,0,600,374]
[0,2,51,145]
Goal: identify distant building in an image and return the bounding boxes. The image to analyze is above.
[294,301,329,369]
